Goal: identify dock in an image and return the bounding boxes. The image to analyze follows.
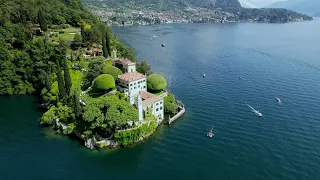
[168,106,185,125]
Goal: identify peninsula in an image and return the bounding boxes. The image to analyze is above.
[82,0,313,26]
[0,0,183,149]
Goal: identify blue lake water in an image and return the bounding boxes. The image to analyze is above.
[1,19,320,180]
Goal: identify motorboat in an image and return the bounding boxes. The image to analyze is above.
[203,73,206,77]
[207,127,214,137]
[239,76,242,79]
[161,43,165,47]
[276,98,281,103]
[256,111,262,117]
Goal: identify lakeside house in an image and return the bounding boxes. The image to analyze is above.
[112,57,164,121]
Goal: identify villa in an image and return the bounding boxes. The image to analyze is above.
[112,58,136,73]
[112,57,164,121]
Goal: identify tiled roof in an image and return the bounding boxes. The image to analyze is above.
[118,72,145,82]
[139,91,162,107]
[113,58,135,65]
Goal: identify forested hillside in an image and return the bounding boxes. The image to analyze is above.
[0,0,133,95]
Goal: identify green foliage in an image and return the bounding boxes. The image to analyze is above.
[114,121,156,146]
[41,102,74,124]
[164,91,178,115]
[71,34,82,50]
[102,66,122,79]
[38,8,47,31]
[105,30,111,56]
[63,59,72,96]
[93,74,115,92]
[74,91,82,118]
[136,60,151,75]
[67,123,76,134]
[55,59,67,100]
[147,74,167,91]
[82,95,139,130]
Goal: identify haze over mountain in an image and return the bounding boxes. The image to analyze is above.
[266,0,320,15]
[84,0,242,9]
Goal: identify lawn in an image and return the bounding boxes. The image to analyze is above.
[33,27,81,43]
[50,28,81,42]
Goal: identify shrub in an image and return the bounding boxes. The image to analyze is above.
[147,74,167,91]
[93,74,115,92]
[102,66,122,79]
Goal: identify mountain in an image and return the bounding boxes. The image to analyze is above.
[82,0,242,10]
[266,0,320,15]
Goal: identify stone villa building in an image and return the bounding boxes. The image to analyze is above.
[112,58,164,121]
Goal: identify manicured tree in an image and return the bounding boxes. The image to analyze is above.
[74,91,82,118]
[55,59,67,100]
[38,8,47,31]
[147,74,167,92]
[93,74,115,92]
[102,66,122,79]
[105,31,111,56]
[102,36,108,58]
[63,58,72,96]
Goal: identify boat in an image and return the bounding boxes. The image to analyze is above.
[161,43,165,47]
[276,97,281,103]
[203,73,206,77]
[256,111,262,117]
[207,127,214,137]
[239,76,242,79]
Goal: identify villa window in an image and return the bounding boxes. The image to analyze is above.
[160,107,163,110]
[156,108,159,111]
[160,101,162,104]
[134,83,136,85]
[134,87,136,89]
[143,86,146,88]
[138,85,140,88]
[156,103,159,106]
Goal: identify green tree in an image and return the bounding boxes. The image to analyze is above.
[102,36,108,58]
[71,34,82,50]
[63,59,72,96]
[137,60,151,75]
[105,31,111,56]
[102,66,122,79]
[93,74,115,92]
[38,8,47,31]
[55,58,67,100]
[147,74,167,92]
[74,92,82,118]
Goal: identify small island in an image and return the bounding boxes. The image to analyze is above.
[0,0,184,149]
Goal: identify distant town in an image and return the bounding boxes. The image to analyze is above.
[85,3,311,26]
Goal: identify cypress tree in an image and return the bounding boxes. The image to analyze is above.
[105,31,111,57]
[80,25,86,46]
[102,36,108,58]
[74,92,82,118]
[55,59,67,100]
[63,58,72,96]
[38,8,47,31]
[44,72,51,91]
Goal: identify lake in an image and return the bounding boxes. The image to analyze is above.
[1,19,320,180]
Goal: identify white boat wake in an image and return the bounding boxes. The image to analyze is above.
[247,104,262,117]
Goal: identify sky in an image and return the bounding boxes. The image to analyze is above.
[239,0,291,8]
